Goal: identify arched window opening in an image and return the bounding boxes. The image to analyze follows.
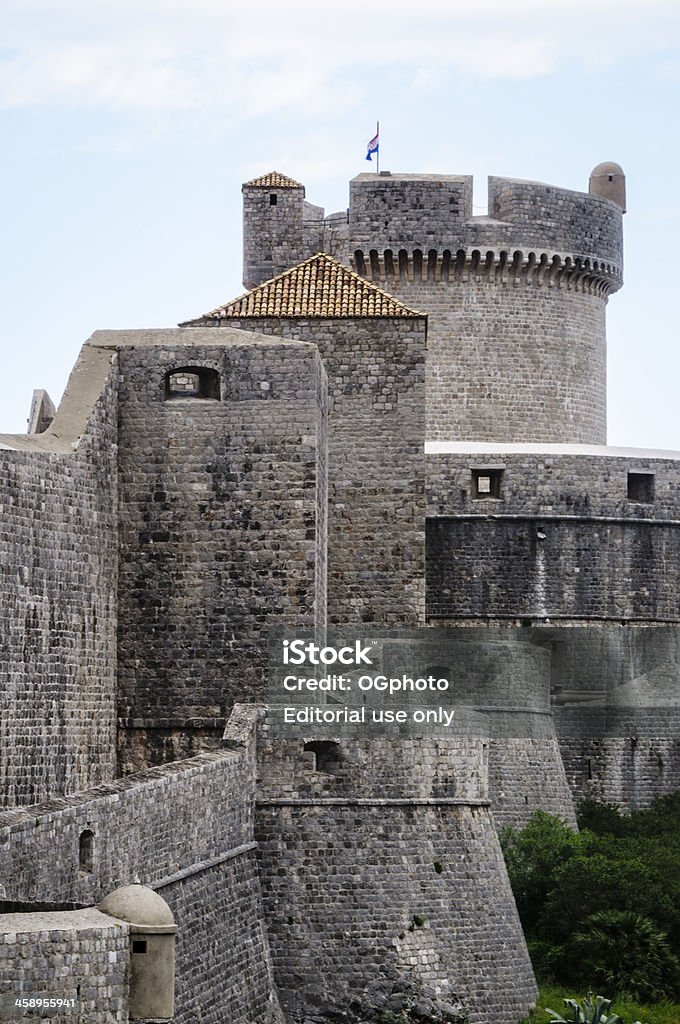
[79,829,95,874]
[303,740,341,774]
[164,367,220,401]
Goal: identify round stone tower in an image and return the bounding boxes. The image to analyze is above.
[348,167,625,443]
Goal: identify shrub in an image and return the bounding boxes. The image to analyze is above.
[527,940,565,982]
[563,911,680,1003]
[578,793,680,841]
[576,802,628,837]
[502,799,680,961]
[500,812,578,931]
[502,798,680,1004]
[539,837,680,949]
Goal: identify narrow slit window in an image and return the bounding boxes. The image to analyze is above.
[472,468,503,499]
[79,829,94,874]
[164,367,220,401]
[627,472,654,503]
[270,194,277,206]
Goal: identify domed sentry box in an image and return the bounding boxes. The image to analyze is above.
[99,883,177,1022]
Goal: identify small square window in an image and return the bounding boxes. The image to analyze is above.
[303,741,341,774]
[627,472,654,503]
[164,366,220,401]
[132,940,147,955]
[472,468,503,499]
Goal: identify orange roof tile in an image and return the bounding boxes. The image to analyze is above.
[180,254,424,323]
[243,171,304,189]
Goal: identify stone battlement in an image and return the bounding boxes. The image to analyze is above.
[349,172,624,272]
[243,167,625,291]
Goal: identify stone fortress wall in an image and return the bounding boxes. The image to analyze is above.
[205,315,428,627]
[0,329,304,1024]
[349,173,622,443]
[0,740,280,1024]
[426,447,680,622]
[0,318,538,1023]
[426,443,680,808]
[0,908,131,1024]
[378,633,576,829]
[0,346,119,810]
[239,162,680,821]
[229,706,538,1024]
[112,328,327,768]
[1,159,678,1024]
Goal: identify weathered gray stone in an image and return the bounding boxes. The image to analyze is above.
[3,158,678,1024]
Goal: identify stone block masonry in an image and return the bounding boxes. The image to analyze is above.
[257,802,538,1024]
[0,750,252,903]
[112,328,327,730]
[0,748,281,1024]
[426,449,680,624]
[375,633,576,829]
[427,448,680,521]
[252,712,538,1024]
[0,346,119,810]
[0,909,130,1024]
[426,516,680,622]
[349,172,622,442]
[393,278,607,443]
[0,159,661,1023]
[558,734,680,809]
[244,169,623,443]
[212,316,427,626]
[348,174,623,266]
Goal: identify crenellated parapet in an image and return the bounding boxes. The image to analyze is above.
[348,171,624,277]
[242,165,625,442]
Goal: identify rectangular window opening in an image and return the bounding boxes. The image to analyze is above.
[627,472,655,503]
[132,940,147,955]
[472,468,504,499]
[269,194,277,206]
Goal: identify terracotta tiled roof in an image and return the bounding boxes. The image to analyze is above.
[180,254,424,322]
[243,171,304,189]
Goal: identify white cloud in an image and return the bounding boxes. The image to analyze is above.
[0,0,679,117]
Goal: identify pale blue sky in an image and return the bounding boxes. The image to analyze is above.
[2,0,680,447]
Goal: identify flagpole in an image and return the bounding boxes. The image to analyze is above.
[376,121,380,174]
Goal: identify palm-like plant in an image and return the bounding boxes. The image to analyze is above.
[566,909,680,1002]
[545,993,642,1024]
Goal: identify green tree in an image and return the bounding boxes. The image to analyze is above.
[500,812,577,932]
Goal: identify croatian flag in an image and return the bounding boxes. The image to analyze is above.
[366,130,379,161]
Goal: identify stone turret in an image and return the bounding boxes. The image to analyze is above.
[348,170,625,443]
[241,166,626,443]
[242,171,324,288]
[589,160,627,213]
[242,171,306,289]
